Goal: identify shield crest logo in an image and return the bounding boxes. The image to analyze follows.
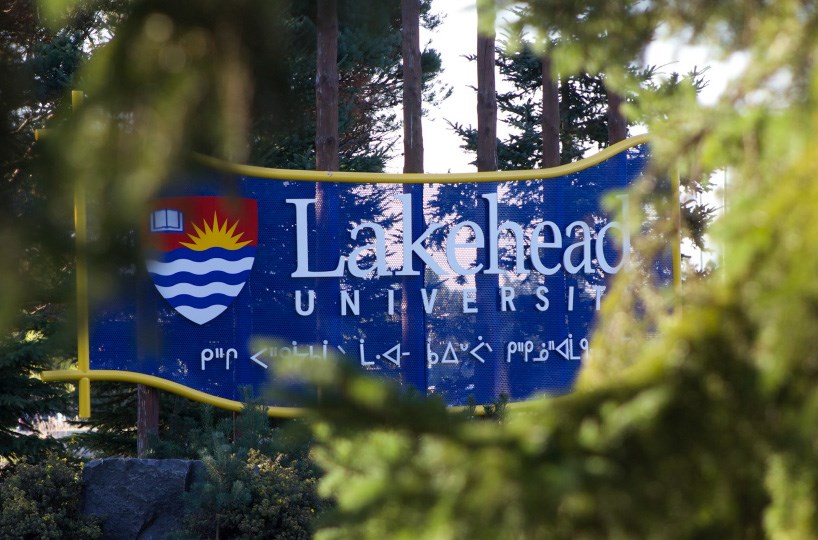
[145,196,258,325]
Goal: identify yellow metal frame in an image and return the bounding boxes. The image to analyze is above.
[194,133,648,183]
[43,133,679,418]
[41,369,304,418]
[72,91,92,418]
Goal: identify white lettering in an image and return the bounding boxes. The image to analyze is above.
[593,284,607,310]
[287,199,344,278]
[348,222,391,277]
[288,194,629,280]
[388,288,396,315]
[482,193,528,275]
[295,289,315,316]
[535,286,549,311]
[421,288,438,314]
[394,194,447,276]
[530,221,562,275]
[462,288,477,313]
[500,286,516,312]
[564,221,592,274]
[446,221,484,275]
[341,289,360,316]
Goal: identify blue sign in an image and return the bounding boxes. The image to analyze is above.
[88,141,653,409]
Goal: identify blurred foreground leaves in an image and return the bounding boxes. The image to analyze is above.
[277,1,818,539]
[32,0,293,310]
[278,331,768,539]
[13,0,818,537]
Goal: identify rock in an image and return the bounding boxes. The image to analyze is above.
[82,458,205,540]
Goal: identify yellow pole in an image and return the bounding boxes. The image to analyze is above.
[72,90,91,418]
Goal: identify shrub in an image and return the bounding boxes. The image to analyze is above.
[178,405,323,540]
[0,455,102,539]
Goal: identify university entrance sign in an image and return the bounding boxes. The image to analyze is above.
[44,135,662,415]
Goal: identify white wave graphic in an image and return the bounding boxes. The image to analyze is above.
[155,282,246,299]
[147,257,254,277]
[175,305,229,325]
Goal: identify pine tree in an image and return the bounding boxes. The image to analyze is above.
[449,41,611,170]
[0,0,124,459]
[250,0,445,173]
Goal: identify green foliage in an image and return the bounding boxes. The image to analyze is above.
[274,2,818,539]
[449,41,611,170]
[451,39,716,267]
[1,0,123,328]
[71,385,238,458]
[41,0,448,458]
[277,348,768,539]
[0,311,71,460]
[16,0,818,538]
[181,448,321,539]
[250,0,446,172]
[0,0,129,460]
[178,405,323,540]
[0,454,102,539]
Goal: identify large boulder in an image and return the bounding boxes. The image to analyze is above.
[82,458,205,540]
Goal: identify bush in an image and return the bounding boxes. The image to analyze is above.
[182,448,321,539]
[178,405,323,540]
[0,455,102,539]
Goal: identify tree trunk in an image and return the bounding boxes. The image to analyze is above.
[476,19,497,173]
[136,384,158,457]
[476,1,507,401]
[316,0,339,171]
[607,88,627,144]
[315,0,341,345]
[541,54,560,168]
[401,0,426,392]
[402,0,424,175]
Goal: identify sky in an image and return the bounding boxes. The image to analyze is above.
[385,1,747,174]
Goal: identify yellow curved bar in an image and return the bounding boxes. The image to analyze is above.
[194,134,649,183]
[42,368,546,418]
[41,369,305,418]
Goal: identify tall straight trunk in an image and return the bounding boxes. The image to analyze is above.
[315,0,341,345]
[540,56,567,403]
[402,0,423,175]
[136,385,158,457]
[607,88,627,144]
[476,21,497,173]
[401,0,426,392]
[541,54,560,168]
[475,1,507,401]
[316,0,339,171]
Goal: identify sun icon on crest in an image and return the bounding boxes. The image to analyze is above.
[180,213,251,251]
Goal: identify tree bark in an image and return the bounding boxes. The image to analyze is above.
[316,0,339,171]
[476,21,497,173]
[541,54,560,168]
[476,1,507,401]
[401,0,426,392]
[136,384,158,457]
[402,0,424,175]
[607,88,627,144]
[315,0,341,345]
